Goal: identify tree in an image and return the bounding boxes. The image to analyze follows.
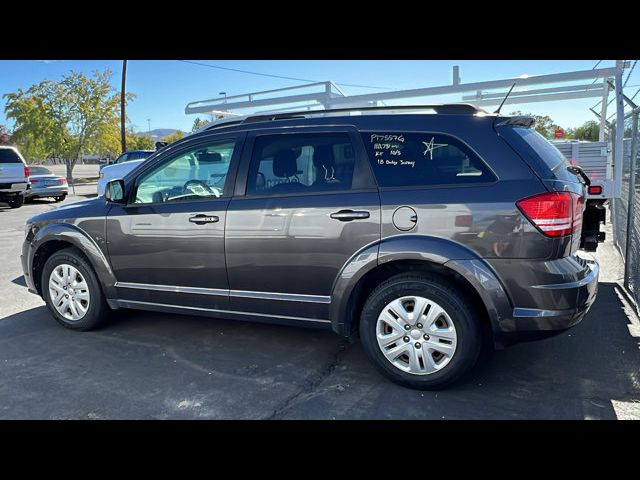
[509,110,564,139]
[191,117,207,133]
[3,69,133,179]
[4,83,60,163]
[568,120,600,141]
[0,125,11,145]
[161,131,185,143]
[131,134,155,150]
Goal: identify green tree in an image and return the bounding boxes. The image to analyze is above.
[4,83,59,163]
[509,110,564,139]
[161,131,185,144]
[4,69,134,180]
[191,117,207,133]
[567,120,600,141]
[132,135,155,150]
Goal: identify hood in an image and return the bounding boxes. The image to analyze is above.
[27,197,108,225]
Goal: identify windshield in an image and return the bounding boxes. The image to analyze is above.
[114,151,153,164]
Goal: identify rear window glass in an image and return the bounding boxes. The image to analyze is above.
[512,128,570,173]
[361,132,496,188]
[0,149,22,163]
[29,167,51,175]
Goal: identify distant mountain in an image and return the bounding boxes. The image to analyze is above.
[136,129,185,139]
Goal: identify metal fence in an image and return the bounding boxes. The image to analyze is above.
[612,109,640,311]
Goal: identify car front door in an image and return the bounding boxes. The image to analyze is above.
[225,127,381,323]
[106,133,244,310]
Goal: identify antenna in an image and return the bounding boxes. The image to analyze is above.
[494,83,517,114]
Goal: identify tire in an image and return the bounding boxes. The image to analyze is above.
[7,195,24,209]
[41,247,110,331]
[54,195,66,202]
[360,273,483,390]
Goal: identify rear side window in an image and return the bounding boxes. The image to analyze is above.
[0,149,22,163]
[247,133,356,196]
[361,132,496,188]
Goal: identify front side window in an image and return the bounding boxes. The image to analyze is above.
[247,133,356,196]
[133,139,236,204]
[361,132,496,188]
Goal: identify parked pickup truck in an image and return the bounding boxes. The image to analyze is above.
[0,146,30,209]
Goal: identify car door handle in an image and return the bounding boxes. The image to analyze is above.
[330,210,370,221]
[189,214,219,225]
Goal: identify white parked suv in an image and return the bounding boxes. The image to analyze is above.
[0,146,30,209]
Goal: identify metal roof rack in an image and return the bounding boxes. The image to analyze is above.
[241,104,485,124]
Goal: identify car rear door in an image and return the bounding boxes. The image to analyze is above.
[225,126,381,323]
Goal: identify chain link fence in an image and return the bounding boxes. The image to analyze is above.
[612,111,640,311]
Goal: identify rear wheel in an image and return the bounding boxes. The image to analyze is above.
[41,248,110,331]
[360,273,483,390]
[54,194,66,202]
[7,195,24,209]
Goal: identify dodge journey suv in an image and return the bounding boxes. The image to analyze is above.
[21,105,601,389]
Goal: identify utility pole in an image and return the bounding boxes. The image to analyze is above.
[121,60,128,153]
[147,119,151,136]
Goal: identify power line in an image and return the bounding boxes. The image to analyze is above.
[177,60,391,90]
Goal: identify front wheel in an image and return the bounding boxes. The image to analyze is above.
[360,273,483,390]
[41,248,110,331]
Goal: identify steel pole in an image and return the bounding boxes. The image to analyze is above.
[120,60,128,153]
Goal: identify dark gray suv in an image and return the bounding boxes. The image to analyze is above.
[21,105,601,389]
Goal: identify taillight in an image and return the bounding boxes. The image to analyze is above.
[455,215,473,227]
[58,177,67,184]
[24,165,29,178]
[588,185,602,195]
[30,179,39,184]
[516,192,583,238]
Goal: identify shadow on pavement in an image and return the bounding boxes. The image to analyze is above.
[0,282,638,419]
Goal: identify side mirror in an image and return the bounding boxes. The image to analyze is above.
[105,179,126,203]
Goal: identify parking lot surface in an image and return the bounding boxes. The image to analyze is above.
[1,190,639,419]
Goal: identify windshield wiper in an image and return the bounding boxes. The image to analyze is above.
[566,165,591,186]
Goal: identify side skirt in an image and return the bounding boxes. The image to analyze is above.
[114,299,333,331]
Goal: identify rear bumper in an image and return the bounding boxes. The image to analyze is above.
[491,253,599,345]
[25,186,68,198]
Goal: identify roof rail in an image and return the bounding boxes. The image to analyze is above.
[241,104,486,124]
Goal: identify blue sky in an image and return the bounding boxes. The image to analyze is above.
[1,60,638,133]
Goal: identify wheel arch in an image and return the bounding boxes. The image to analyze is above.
[30,224,118,302]
[330,235,516,348]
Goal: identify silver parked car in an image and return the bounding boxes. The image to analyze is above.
[25,166,68,202]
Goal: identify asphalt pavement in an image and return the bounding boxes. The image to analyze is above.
[1,191,639,419]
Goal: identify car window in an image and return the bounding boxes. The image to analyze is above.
[114,153,129,164]
[29,167,51,175]
[247,133,356,196]
[133,139,236,204]
[0,149,22,163]
[361,132,496,188]
[128,151,153,161]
